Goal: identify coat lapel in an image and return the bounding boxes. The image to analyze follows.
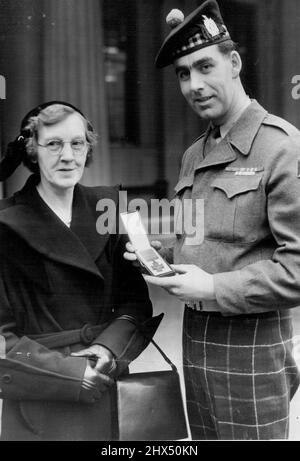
[0,177,111,280]
[70,184,111,264]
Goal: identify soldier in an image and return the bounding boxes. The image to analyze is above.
[125,0,300,440]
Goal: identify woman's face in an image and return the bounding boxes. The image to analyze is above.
[36,112,88,193]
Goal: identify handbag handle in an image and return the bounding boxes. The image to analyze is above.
[148,337,178,372]
[121,313,178,372]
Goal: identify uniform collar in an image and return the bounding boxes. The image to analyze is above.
[194,100,268,172]
[219,97,251,139]
[0,175,111,280]
[226,99,268,155]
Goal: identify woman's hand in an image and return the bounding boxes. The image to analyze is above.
[72,344,116,375]
[79,361,114,403]
[72,345,116,403]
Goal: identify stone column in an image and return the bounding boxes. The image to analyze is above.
[41,0,111,186]
[0,0,44,196]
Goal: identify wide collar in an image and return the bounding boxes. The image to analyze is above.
[0,176,113,280]
[193,100,268,172]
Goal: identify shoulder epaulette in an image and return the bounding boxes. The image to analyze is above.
[263,114,299,136]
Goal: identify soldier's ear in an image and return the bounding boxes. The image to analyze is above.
[231,51,242,79]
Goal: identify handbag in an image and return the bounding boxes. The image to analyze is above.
[110,337,188,441]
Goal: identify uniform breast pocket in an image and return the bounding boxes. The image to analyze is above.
[208,175,263,243]
[174,175,194,197]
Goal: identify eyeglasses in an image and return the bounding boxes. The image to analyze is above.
[37,139,89,156]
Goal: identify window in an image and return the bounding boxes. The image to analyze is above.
[102,0,139,145]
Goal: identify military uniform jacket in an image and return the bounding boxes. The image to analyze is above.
[0,175,153,440]
[174,100,300,315]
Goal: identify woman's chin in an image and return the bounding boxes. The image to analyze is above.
[54,171,82,188]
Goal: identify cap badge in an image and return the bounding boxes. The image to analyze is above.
[202,15,220,37]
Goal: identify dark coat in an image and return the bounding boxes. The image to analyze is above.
[0,175,154,440]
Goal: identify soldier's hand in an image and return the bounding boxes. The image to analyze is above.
[143,264,216,301]
[123,240,163,266]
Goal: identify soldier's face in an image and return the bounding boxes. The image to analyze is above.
[174,45,240,125]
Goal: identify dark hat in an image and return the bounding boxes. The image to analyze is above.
[155,0,230,68]
[0,101,89,181]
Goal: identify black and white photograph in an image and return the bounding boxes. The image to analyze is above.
[0,0,300,447]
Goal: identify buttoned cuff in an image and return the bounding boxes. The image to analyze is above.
[93,318,139,359]
[0,349,87,402]
[93,314,164,370]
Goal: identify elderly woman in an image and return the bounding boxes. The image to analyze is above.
[0,101,158,441]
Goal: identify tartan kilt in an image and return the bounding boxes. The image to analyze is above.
[182,307,300,440]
